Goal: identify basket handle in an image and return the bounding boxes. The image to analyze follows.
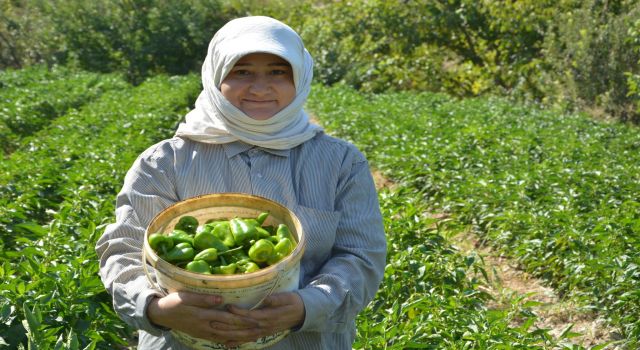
[249,263,286,310]
[142,247,168,296]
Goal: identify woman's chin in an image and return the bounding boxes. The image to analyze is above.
[243,108,280,120]
[246,112,275,120]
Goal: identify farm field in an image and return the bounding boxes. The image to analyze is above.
[1,68,638,349]
[307,85,640,349]
[0,68,202,348]
[0,66,128,155]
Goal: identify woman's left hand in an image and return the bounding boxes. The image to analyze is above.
[216,292,305,347]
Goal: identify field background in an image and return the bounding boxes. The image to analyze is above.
[1,1,639,349]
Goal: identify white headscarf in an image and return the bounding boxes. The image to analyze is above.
[174,16,322,150]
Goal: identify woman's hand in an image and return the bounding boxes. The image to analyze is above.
[222,292,305,348]
[146,291,260,342]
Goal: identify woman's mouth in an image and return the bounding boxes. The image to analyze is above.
[243,99,276,104]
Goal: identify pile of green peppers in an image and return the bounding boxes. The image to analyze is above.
[148,212,297,275]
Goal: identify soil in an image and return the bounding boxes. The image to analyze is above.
[450,230,623,349]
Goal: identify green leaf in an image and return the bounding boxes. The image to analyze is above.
[66,329,79,350]
[590,342,614,350]
[22,302,40,335]
[14,223,48,236]
[54,335,64,350]
[559,323,583,340]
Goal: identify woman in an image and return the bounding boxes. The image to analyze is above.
[96,16,386,349]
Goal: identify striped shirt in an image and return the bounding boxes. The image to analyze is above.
[95,132,387,349]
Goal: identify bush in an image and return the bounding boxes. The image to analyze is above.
[0,0,63,69]
[3,0,640,122]
[542,0,640,122]
[625,16,640,119]
[1,0,230,84]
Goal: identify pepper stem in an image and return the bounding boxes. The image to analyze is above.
[217,246,244,256]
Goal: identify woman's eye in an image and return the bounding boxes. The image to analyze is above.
[270,69,288,76]
[233,70,252,76]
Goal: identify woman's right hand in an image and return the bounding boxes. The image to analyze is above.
[146,291,260,342]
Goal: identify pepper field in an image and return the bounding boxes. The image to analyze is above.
[1,66,638,349]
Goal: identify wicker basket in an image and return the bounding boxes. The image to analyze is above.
[143,193,305,350]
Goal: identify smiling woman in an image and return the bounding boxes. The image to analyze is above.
[96,15,386,350]
[221,53,296,120]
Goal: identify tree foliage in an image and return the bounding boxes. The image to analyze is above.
[2,0,640,119]
[1,0,229,83]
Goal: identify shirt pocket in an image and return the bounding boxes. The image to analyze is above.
[292,204,341,285]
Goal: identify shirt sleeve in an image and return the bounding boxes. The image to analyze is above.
[95,140,179,334]
[295,154,387,333]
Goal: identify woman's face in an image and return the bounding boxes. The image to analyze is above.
[221,53,296,120]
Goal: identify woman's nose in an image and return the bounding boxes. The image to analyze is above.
[248,75,271,94]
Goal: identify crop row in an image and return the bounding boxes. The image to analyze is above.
[0,65,128,154]
[0,72,201,348]
[307,84,640,348]
[0,67,613,349]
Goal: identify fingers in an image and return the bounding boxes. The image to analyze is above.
[206,308,260,330]
[153,291,302,345]
[225,292,305,332]
[228,292,298,315]
[207,318,268,345]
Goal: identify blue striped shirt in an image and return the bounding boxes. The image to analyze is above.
[96,132,387,349]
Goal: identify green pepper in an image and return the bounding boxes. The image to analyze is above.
[256,212,270,225]
[248,239,275,263]
[267,235,280,245]
[193,248,218,262]
[205,219,227,225]
[262,225,276,235]
[163,242,195,263]
[230,218,258,246]
[148,232,174,254]
[224,248,251,264]
[276,224,295,243]
[207,259,221,269]
[196,223,213,234]
[212,222,236,248]
[174,215,199,234]
[266,238,295,265]
[255,226,271,239]
[238,260,260,273]
[211,263,237,275]
[193,230,229,252]
[274,237,294,256]
[266,252,284,265]
[185,260,211,274]
[167,229,194,246]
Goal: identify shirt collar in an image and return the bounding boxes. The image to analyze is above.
[223,141,290,158]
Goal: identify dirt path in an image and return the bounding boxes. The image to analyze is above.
[450,231,620,348]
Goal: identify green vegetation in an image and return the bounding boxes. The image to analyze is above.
[0,65,127,154]
[2,0,640,348]
[148,214,297,274]
[3,0,640,122]
[3,67,636,348]
[0,0,228,83]
[0,72,201,348]
[307,83,640,348]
